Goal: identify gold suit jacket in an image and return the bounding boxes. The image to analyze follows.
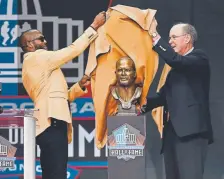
[22,27,97,144]
[85,5,159,149]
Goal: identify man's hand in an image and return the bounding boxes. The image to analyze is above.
[148,17,161,43]
[78,75,91,89]
[149,17,158,35]
[91,11,106,30]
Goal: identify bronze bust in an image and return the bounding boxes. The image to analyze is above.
[111,57,142,116]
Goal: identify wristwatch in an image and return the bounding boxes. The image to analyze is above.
[151,32,158,38]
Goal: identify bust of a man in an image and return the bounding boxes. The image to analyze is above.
[111,56,142,116]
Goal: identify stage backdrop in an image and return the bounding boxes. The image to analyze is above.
[0,0,224,179]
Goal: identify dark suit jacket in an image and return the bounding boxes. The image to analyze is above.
[145,38,213,143]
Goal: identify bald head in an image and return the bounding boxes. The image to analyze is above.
[116,57,136,71]
[115,57,136,87]
[171,23,198,44]
[19,29,39,48]
[19,29,47,52]
[169,23,197,55]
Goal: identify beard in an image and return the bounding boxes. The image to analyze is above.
[34,44,48,50]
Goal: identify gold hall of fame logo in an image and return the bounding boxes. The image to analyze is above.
[0,0,84,86]
[107,123,145,161]
[0,136,17,171]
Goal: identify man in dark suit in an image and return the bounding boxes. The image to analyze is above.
[145,19,213,179]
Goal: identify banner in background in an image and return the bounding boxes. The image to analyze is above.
[0,114,108,179]
[0,0,84,95]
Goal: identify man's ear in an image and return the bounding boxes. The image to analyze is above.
[185,34,191,44]
[27,41,34,49]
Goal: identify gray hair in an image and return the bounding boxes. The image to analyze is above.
[174,23,198,44]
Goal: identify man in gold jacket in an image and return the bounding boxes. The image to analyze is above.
[20,12,106,179]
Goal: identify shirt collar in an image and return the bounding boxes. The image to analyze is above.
[23,49,46,58]
[184,47,194,56]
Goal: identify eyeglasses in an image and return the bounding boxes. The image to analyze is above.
[28,36,45,43]
[169,34,187,41]
[21,36,46,48]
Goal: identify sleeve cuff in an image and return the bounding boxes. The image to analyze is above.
[84,27,98,42]
[153,37,161,46]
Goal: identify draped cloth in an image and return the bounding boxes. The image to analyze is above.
[85,5,159,149]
